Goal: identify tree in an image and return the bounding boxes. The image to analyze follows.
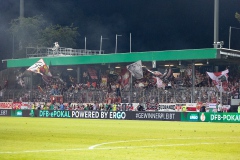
[235,12,240,22]
[39,24,79,48]
[9,15,47,50]
[9,15,79,58]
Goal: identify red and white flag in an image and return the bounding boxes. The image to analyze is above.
[206,69,229,92]
[27,58,52,77]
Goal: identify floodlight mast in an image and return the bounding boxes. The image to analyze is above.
[20,0,24,19]
[213,0,219,48]
[115,34,122,53]
[100,35,108,54]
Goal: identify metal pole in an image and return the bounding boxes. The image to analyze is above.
[77,66,80,83]
[84,37,86,54]
[220,82,222,105]
[20,0,24,18]
[130,33,132,53]
[12,34,14,59]
[115,34,122,53]
[165,91,167,103]
[100,35,102,54]
[19,0,24,52]
[213,0,219,48]
[30,72,33,101]
[129,74,133,103]
[191,61,195,103]
[115,34,117,53]
[100,36,108,54]
[174,89,176,103]
[229,26,231,49]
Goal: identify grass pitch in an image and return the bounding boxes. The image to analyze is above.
[0,117,240,160]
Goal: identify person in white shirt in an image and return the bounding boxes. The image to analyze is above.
[52,42,60,55]
[217,102,222,112]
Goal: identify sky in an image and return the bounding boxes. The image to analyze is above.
[0,0,240,69]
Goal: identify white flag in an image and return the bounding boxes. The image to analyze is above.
[27,58,52,77]
[126,60,143,79]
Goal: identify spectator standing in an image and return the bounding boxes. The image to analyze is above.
[32,103,36,110]
[182,105,187,112]
[43,103,48,110]
[93,103,97,110]
[107,103,112,111]
[52,42,60,55]
[216,102,222,112]
[59,103,64,110]
[37,104,41,110]
[116,83,121,98]
[104,103,108,111]
[112,103,117,111]
[49,103,54,110]
[200,103,206,112]
[137,103,144,111]
[84,104,89,110]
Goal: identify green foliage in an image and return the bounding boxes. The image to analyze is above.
[9,15,47,49]
[9,15,80,58]
[235,12,240,22]
[39,24,79,48]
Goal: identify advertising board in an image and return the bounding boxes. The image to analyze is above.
[181,112,199,122]
[200,113,240,123]
[0,109,11,116]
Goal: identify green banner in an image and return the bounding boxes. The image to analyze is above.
[199,112,240,123]
[181,112,199,122]
[11,110,23,117]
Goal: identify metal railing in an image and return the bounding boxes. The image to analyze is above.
[26,47,104,58]
[0,87,230,105]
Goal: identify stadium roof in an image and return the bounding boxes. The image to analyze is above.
[6,48,218,68]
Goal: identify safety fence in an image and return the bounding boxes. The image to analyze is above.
[0,87,229,104]
[25,47,104,58]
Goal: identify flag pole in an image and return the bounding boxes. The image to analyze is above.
[129,74,133,104]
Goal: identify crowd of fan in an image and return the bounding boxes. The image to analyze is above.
[31,102,133,111]
[0,68,239,105]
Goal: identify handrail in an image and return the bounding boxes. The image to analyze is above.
[26,47,104,58]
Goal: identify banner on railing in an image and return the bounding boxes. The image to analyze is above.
[186,103,197,111]
[0,101,228,113]
[158,103,176,111]
[12,102,31,110]
[0,102,12,109]
[146,103,197,112]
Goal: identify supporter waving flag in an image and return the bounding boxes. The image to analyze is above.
[126,60,143,79]
[155,76,165,88]
[206,69,229,92]
[27,58,52,77]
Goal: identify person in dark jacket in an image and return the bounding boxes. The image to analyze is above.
[200,103,206,112]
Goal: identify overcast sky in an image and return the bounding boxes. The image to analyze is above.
[0,0,240,69]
